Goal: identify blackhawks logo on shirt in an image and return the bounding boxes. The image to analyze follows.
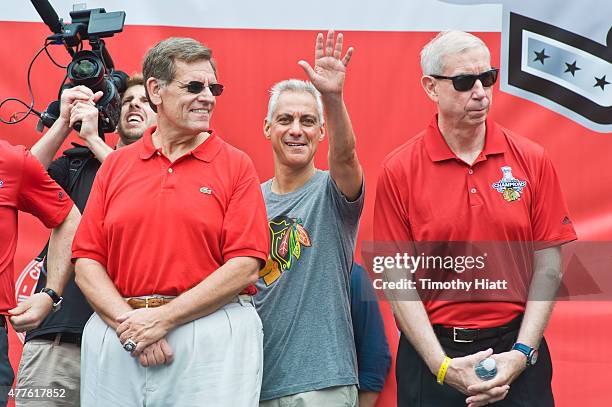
[259,216,312,286]
[491,166,527,202]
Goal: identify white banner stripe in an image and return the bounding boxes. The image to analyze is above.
[2,0,502,32]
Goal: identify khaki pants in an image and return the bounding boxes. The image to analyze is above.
[259,385,358,407]
[16,338,81,406]
[81,300,263,407]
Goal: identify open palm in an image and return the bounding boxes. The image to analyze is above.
[299,30,353,94]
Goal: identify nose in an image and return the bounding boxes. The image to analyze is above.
[196,86,215,101]
[471,79,487,99]
[289,119,302,136]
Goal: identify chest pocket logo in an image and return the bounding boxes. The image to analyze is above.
[491,166,527,202]
[199,186,212,195]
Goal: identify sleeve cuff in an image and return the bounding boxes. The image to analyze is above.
[71,251,107,268]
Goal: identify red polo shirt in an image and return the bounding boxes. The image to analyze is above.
[0,141,73,313]
[72,127,269,297]
[374,115,577,328]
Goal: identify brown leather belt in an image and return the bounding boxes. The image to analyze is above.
[127,296,175,309]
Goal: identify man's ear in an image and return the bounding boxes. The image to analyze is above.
[146,77,163,112]
[318,124,325,142]
[421,75,439,103]
[263,118,271,140]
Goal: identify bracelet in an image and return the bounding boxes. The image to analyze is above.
[436,356,452,385]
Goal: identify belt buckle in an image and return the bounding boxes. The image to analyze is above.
[453,327,474,343]
[144,297,150,308]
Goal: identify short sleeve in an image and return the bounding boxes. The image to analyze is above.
[71,161,108,266]
[327,173,364,230]
[17,149,73,228]
[221,156,269,263]
[374,164,414,244]
[531,152,577,250]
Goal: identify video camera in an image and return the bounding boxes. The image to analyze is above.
[32,0,127,134]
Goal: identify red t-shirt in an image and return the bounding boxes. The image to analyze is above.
[0,140,73,313]
[374,116,577,328]
[72,127,269,297]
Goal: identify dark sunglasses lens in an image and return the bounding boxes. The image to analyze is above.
[453,76,476,92]
[209,83,224,96]
[480,70,498,87]
[186,82,205,94]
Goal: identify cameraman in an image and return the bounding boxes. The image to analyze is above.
[16,75,155,407]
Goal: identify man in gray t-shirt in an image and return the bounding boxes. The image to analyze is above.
[255,30,364,406]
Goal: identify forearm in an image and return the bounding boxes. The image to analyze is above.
[81,132,113,162]
[30,118,71,168]
[358,390,380,407]
[45,205,80,295]
[75,258,133,329]
[323,93,362,200]
[384,267,445,374]
[392,299,445,374]
[516,246,562,348]
[324,93,356,162]
[163,257,261,327]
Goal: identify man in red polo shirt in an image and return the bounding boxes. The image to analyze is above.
[374,31,576,407]
[0,140,80,406]
[72,37,269,406]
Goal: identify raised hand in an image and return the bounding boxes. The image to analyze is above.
[298,30,353,95]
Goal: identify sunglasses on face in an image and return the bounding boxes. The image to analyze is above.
[430,68,499,92]
[173,79,224,96]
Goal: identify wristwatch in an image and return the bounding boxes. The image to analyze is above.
[512,343,538,366]
[41,288,63,313]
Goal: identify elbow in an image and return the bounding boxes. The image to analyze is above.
[226,256,263,287]
[74,260,84,289]
[246,263,262,286]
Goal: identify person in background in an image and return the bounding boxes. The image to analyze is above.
[16,74,155,407]
[350,263,392,407]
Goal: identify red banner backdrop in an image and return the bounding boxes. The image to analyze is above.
[1,1,611,405]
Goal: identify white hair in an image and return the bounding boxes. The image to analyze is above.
[266,79,324,125]
[420,31,490,75]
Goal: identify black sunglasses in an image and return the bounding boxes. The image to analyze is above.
[431,68,499,92]
[173,79,224,96]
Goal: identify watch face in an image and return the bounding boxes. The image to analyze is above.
[530,349,539,365]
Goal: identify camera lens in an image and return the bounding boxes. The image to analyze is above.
[72,59,98,79]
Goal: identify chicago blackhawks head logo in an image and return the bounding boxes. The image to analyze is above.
[259,216,312,286]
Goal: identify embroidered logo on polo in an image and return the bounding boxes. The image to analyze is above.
[259,216,312,286]
[492,166,527,202]
[199,186,212,194]
[0,180,4,188]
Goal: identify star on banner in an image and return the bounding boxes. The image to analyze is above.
[533,49,550,64]
[593,75,610,90]
[564,61,581,76]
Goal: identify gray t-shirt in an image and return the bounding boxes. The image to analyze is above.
[255,170,364,401]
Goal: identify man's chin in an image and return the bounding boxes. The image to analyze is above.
[119,130,146,145]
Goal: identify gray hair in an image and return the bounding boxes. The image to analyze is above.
[420,31,490,76]
[266,79,324,125]
[143,37,216,111]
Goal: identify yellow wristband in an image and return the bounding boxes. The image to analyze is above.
[436,356,452,385]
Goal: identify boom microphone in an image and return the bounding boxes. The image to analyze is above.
[31,0,63,34]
